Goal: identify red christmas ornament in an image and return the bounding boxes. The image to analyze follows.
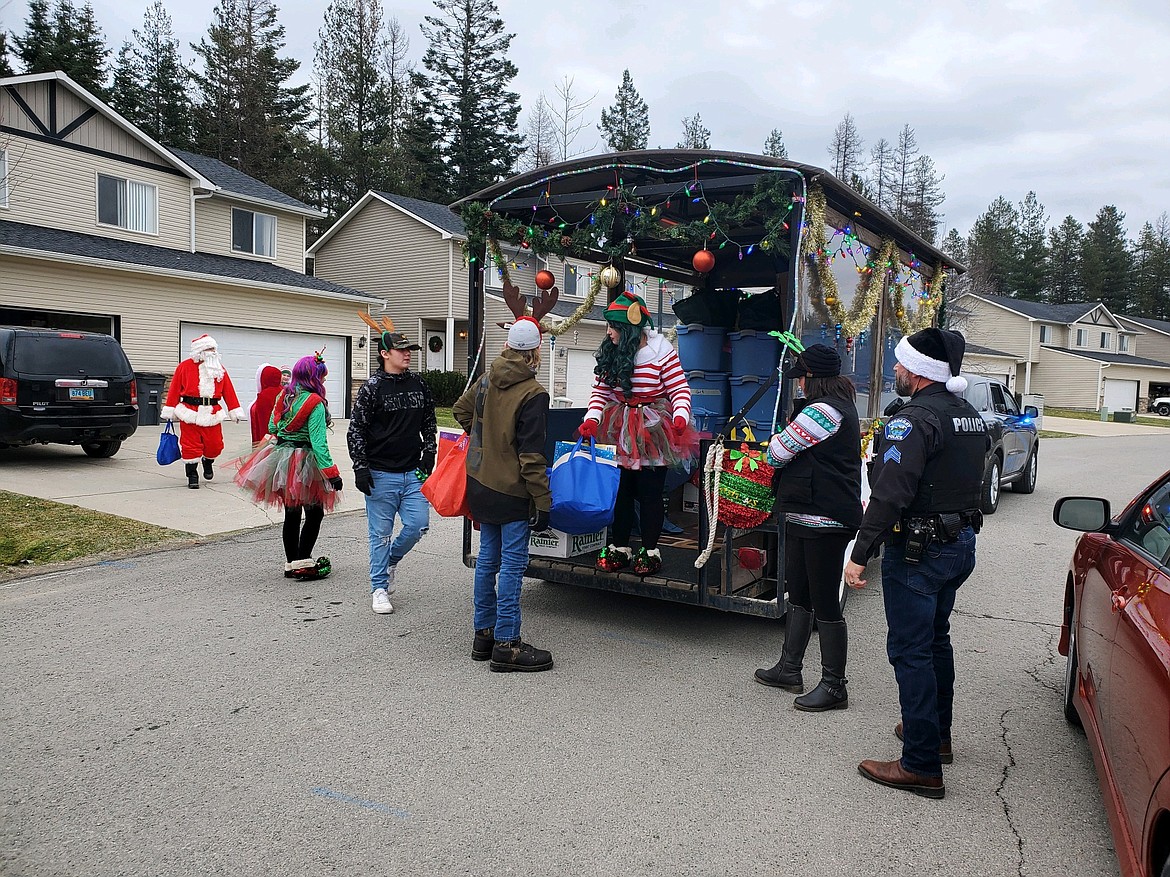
[535,269,556,290]
[692,248,716,274]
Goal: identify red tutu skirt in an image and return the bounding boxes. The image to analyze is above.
[231,438,338,511]
[597,396,700,470]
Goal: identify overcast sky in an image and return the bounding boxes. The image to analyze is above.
[4,0,1169,239]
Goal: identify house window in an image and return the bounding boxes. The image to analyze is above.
[1038,325,1051,343]
[486,258,504,289]
[1100,331,1111,350]
[0,150,7,208]
[231,208,277,257]
[1120,335,1131,353]
[1076,328,1088,347]
[97,173,157,234]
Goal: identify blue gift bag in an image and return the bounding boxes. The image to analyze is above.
[549,437,620,534]
[156,421,181,465]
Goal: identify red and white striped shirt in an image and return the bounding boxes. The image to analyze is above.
[586,330,692,421]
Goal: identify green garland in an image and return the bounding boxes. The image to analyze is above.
[891,266,947,335]
[462,172,798,267]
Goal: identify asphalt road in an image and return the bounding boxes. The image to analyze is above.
[3,434,1167,876]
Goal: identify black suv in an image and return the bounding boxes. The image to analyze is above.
[0,326,139,457]
[960,373,1039,514]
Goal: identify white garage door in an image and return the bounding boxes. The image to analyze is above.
[1103,378,1139,411]
[565,349,596,408]
[180,323,347,420]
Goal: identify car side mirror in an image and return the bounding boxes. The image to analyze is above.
[1023,406,1039,418]
[1053,496,1112,532]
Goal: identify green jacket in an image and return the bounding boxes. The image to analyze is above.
[270,390,340,479]
[453,348,550,524]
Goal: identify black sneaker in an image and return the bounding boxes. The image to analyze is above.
[472,628,495,662]
[489,639,554,673]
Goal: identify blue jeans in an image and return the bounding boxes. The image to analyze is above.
[473,520,531,642]
[365,470,430,592]
[881,526,977,777]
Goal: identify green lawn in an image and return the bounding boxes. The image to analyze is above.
[435,406,459,429]
[0,491,192,569]
[1046,406,1170,428]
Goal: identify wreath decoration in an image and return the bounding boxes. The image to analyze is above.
[428,336,444,354]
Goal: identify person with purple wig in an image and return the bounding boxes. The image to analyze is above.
[234,350,344,579]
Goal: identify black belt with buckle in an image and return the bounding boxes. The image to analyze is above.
[181,395,221,406]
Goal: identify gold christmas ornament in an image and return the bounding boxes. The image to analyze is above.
[825,295,839,307]
[599,265,621,288]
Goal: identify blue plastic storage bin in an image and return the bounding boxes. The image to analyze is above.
[686,370,730,415]
[728,330,780,378]
[694,412,729,437]
[675,324,725,372]
[730,375,780,425]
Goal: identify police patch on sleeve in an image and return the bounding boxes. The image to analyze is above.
[884,417,913,441]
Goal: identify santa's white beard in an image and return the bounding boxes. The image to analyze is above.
[196,351,225,396]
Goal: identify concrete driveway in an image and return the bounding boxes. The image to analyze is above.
[0,420,367,535]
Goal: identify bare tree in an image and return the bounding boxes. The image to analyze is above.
[522,93,557,171]
[383,17,411,148]
[677,113,710,149]
[892,123,920,219]
[827,112,864,181]
[549,75,596,162]
[867,137,896,212]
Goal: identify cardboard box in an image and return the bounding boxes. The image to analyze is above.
[529,527,605,558]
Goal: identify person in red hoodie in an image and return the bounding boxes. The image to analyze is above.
[251,363,284,447]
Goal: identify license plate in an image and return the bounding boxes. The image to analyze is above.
[69,388,95,401]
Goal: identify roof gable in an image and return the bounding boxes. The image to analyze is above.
[967,293,1129,329]
[169,148,322,217]
[307,190,466,256]
[1119,314,1170,338]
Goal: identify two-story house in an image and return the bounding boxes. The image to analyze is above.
[309,190,647,404]
[952,292,1170,411]
[0,71,379,416]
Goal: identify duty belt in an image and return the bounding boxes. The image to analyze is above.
[181,395,221,406]
[901,510,982,542]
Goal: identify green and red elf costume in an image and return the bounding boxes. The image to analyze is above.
[234,390,341,512]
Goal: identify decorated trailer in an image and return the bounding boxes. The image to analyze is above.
[451,150,964,618]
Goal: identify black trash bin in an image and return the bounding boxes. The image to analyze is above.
[135,372,167,426]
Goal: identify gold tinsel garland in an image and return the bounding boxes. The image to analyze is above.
[890,265,947,335]
[801,184,889,338]
[487,237,605,337]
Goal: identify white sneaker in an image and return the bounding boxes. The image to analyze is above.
[371,588,394,615]
[385,565,397,595]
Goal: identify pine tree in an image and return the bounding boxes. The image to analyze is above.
[900,154,946,244]
[1010,191,1048,301]
[13,0,57,74]
[113,2,192,148]
[191,0,312,199]
[0,31,14,76]
[939,228,971,304]
[599,69,649,151]
[550,75,595,162]
[1082,205,1132,312]
[399,71,449,201]
[1130,214,1170,319]
[1046,216,1086,305]
[763,128,787,159]
[966,196,1021,297]
[68,2,109,97]
[417,0,524,200]
[866,137,896,213]
[677,113,710,149]
[892,124,919,220]
[314,0,396,214]
[521,93,557,171]
[827,112,863,182]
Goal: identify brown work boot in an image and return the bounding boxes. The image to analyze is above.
[858,758,945,799]
[895,722,953,764]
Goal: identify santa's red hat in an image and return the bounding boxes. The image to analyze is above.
[190,334,218,355]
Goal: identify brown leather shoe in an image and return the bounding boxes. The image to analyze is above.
[858,758,945,799]
[895,722,954,764]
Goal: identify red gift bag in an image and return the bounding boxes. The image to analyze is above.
[421,433,471,518]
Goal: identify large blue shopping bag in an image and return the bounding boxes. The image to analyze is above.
[549,437,621,534]
[156,421,181,465]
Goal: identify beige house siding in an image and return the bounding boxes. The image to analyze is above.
[1069,318,1121,355]
[958,297,1034,359]
[1034,349,1102,408]
[0,135,191,249]
[964,354,1017,389]
[2,80,159,165]
[194,196,305,273]
[1119,319,1170,364]
[0,255,369,387]
[1100,363,1170,411]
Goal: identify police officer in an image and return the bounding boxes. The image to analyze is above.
[843,327,988,800]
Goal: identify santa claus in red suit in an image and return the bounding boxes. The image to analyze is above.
[161,334,245,488]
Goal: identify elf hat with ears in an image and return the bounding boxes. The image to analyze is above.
[604,292,654,328]
[894,327,968,394]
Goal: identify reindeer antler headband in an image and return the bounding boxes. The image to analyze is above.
[498,279,560,332]
[358,312,397,348]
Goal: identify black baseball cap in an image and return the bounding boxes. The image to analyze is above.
[783,343,842,379]
[379,331,422,351]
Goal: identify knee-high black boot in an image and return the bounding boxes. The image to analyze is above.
[754,605,813,692]
[185,462,200,489]
[202,457,214,480]
[795,619,849,711]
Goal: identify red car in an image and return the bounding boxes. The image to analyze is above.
[1055,471,1170,877]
